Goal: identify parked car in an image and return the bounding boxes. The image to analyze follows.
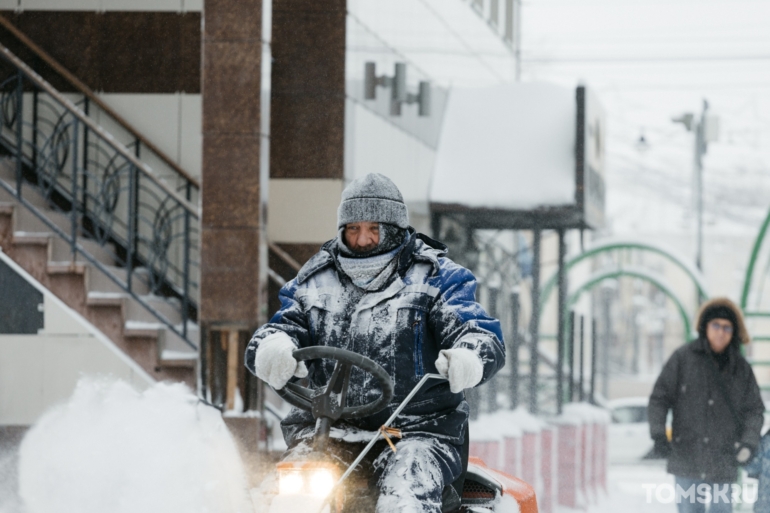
[607,397,670,463]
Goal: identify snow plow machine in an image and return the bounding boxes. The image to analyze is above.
[255,346,537,513]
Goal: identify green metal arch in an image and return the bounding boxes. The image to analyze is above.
[540,239,709,311]
[566,268,694,342]
[740,208,770,310]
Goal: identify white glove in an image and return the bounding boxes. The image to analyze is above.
[435,348,483,394]
[254,332,308,390]
[737,446,752,464]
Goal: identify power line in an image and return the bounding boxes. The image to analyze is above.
[522,54,770,63]
[592,83,770,91]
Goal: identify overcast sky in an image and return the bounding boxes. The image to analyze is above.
[522,0,770,241]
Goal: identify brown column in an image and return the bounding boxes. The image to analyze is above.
[268,0,346,294]
[270,0,346,181]
[201,0,267,410]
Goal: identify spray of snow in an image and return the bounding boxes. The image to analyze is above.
[16,377,253,513]
[0,444,22,513]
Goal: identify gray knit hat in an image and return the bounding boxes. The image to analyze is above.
[337,173,409,229]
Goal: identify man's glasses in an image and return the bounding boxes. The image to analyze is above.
[708,321,733,334]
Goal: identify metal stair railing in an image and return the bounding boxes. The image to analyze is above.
[0,44,199,349]
[0,14,200,190]
[267,242,301,286]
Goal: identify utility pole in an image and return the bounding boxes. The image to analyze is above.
[673,100,719,276]
[514,0,522,81]
[529,229,541,414]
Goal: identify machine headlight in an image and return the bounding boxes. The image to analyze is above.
[276,462,339,498]
[308,468,335,498]
[278,471,304,495]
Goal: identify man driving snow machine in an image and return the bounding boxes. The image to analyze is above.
[245,173,505,513]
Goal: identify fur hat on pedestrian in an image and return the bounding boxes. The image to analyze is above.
[696,297,750,345]
[337,173,409,229]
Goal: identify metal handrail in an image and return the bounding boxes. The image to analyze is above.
[269,242,302,273]
[0,47,199,349]
[0,45,198,217]
[0,14,201,189]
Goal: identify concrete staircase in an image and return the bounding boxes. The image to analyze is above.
[0,158,196,388]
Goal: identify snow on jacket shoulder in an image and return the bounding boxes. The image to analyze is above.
[245,231,505,446]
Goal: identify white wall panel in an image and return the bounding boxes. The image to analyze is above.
[345,100,436,221]
[17,0,203,11]
[40,295,89,335]
[0,254,154,426]
[101,0,181,11]
[0,334,150,425]
[98,93,179,162]
[0,338,45,425]
[21,0,99,10]
[179,93,202,181]
[268,179,343,244]
[182,0,202,12]
[96,93,202,180]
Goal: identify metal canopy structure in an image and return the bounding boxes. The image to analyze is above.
[429,204,588,231]
[429,83,606,415]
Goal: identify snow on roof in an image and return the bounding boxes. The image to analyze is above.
[431,82,577,211]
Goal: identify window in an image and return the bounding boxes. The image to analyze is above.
[612,406,648,424]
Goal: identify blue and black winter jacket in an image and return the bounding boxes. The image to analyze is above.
[245,231,505,446]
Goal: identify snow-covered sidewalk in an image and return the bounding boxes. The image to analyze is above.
[585,462,676,513]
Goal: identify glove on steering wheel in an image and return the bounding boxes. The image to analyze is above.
[254,332,308,390]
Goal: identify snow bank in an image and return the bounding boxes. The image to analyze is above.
[17,378,253,513]
[563,402,611,424]
[431,82,576,210]
[470,407,548,441]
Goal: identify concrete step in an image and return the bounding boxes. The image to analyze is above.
[85,264,151,296]
[159,349,197,369]
[163,322,200,353]
[49,235,116,267]
[125,294,183,325]
[0,174,72,235]
[0,192,117,269]
[0,164,119,267]
[123,319,199,356]
[0,158,198,382]
[88,290,192,330]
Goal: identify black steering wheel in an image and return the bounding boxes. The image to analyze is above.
[274,346,394,421]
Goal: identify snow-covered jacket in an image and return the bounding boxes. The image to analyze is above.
[245,231,505,446]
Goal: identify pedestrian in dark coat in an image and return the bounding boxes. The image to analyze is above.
[649,297,764,513]
[245,173,505,513]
